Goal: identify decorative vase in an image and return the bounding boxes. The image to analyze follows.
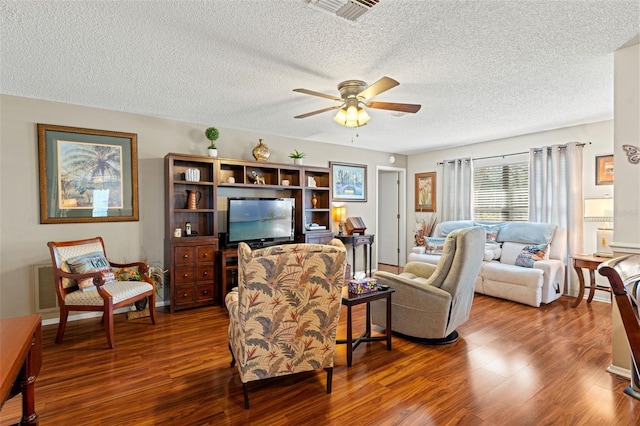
[252,139,270,162]
[208,148,218,157]
[311,193,318,208]
[293,158,303,165]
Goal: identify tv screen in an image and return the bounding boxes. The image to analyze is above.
[227,197,295,248]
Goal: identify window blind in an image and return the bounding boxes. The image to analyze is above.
[473,162,529,221]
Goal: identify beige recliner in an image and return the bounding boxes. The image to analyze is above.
[371,226,485,344]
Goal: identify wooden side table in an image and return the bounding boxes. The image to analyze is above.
[336,286,395,366]
[571,254,612,307]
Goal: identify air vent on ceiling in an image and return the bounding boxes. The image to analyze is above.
[306,0,379,22]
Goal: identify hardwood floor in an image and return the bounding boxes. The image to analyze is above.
[3,266,640,425]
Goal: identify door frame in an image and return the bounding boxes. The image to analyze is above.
[375,166,407,269]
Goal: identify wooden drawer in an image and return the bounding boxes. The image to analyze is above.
[197,246,215,262]
[196,264,214,282]
[175,265,195,284]
[197,283,214,302]
[354,236,372,244]
[175,247,195,265]
[174,285,195,305]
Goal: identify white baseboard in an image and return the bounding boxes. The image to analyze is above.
[607,364,631,380]
[591,291,612,304]
[41,300,169,327]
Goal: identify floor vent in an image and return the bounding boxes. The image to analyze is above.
[33,263,59,313]
[307,0,380,22]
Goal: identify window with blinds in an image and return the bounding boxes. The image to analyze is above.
[473,162,529,221]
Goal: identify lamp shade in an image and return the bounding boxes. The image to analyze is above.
[584,198,614,221]
[333,206,346,222]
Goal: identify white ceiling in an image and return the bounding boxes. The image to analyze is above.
[2,1,638,154]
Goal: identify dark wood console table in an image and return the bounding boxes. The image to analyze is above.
[337,234,375,278]
[1,314,42,425]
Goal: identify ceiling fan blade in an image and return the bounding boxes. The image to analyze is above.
[293,88,342,102]
[294,104,342,119]
[357,76,399,100]
[365,101,422,113]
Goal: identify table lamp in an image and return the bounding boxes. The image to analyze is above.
[333,206,346,235]
[584,197,614,257]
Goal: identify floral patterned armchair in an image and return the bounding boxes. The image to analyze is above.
[225,239,347,408]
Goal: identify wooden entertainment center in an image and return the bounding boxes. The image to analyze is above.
[165,153,333,311]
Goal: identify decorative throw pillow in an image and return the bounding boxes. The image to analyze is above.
[479,224,501,243]
[514,244,548,268]
[67,251,115,291]
[424,237,446,254]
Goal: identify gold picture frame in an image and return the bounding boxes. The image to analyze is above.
[595,154,614,185]
[415,172,436,212]
[38,123,139,223]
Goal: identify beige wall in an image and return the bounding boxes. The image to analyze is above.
[0,94,405,319]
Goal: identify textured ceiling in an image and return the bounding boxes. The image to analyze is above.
[2,1,639,154]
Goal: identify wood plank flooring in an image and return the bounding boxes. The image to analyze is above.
[2,265,640,425]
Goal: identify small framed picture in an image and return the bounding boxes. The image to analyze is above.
[595,155,614,185]
[415,172,436,212]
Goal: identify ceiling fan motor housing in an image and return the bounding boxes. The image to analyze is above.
[338,80,368,101]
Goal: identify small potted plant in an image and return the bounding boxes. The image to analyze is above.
[205,127,219,157]
[289,149,305,165]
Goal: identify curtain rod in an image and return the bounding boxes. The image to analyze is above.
[436,142,589,165]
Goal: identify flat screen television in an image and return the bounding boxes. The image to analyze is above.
[226,197,295,248]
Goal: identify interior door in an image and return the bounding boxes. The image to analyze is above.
[377,171,400,266]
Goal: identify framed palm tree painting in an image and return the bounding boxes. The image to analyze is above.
[38,124,139,223]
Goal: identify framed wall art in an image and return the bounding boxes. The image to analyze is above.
[415,172,436,212]
[595,154,614,185]
[330,162,367,202]
[38,123,139,223]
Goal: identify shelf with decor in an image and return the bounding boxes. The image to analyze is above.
[302,166,333,245]
[216,158,302,188]
[165,153,218,312]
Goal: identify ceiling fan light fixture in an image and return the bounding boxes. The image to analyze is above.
[295,76,420,126]
[346,104,358,121]
[356,107,370,125]
[334,99,370,127]
[333,107,348,125]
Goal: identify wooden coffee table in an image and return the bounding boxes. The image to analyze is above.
[337,286,395,366]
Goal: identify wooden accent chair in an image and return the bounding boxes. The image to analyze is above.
[371,226,485,344]
[225,240,347,408]
[47,237,156,349]
[598,254,640,400]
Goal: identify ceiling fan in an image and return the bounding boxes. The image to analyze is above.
[293,76,421,127]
